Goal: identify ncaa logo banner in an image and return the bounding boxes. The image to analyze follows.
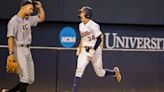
[60,26,77,48]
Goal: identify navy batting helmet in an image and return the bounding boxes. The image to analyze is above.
[80,6,93,19]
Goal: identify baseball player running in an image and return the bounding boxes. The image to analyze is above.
[2,0,45,92]
[72,6,121,92]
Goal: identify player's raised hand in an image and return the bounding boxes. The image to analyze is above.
[34,1,42,9]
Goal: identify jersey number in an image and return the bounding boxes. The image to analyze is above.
[88,35,96,41]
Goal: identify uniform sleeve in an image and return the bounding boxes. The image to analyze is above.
[7,20,17,38]
[90,24,102,38]
[28,16,39,27]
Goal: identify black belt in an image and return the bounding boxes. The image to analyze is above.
[85,46,92,52]
[19,44,30,48]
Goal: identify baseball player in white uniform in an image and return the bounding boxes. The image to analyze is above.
[72,6,121,92]
[2,0,45,92]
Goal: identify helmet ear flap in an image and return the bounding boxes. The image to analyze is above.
[81,6,93,19]
[85,12,90,18]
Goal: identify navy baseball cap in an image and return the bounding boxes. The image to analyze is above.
[21,0,36,6]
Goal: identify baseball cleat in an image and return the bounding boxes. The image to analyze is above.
[113,67,121,82]
[1,89,8,92]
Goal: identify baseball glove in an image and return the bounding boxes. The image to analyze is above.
[6,54,19,74]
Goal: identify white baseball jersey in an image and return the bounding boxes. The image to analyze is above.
[79,20,102,47]
[7,15,39,46]
[75,20,106,78]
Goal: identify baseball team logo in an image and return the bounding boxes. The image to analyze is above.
[60,26,76,48]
